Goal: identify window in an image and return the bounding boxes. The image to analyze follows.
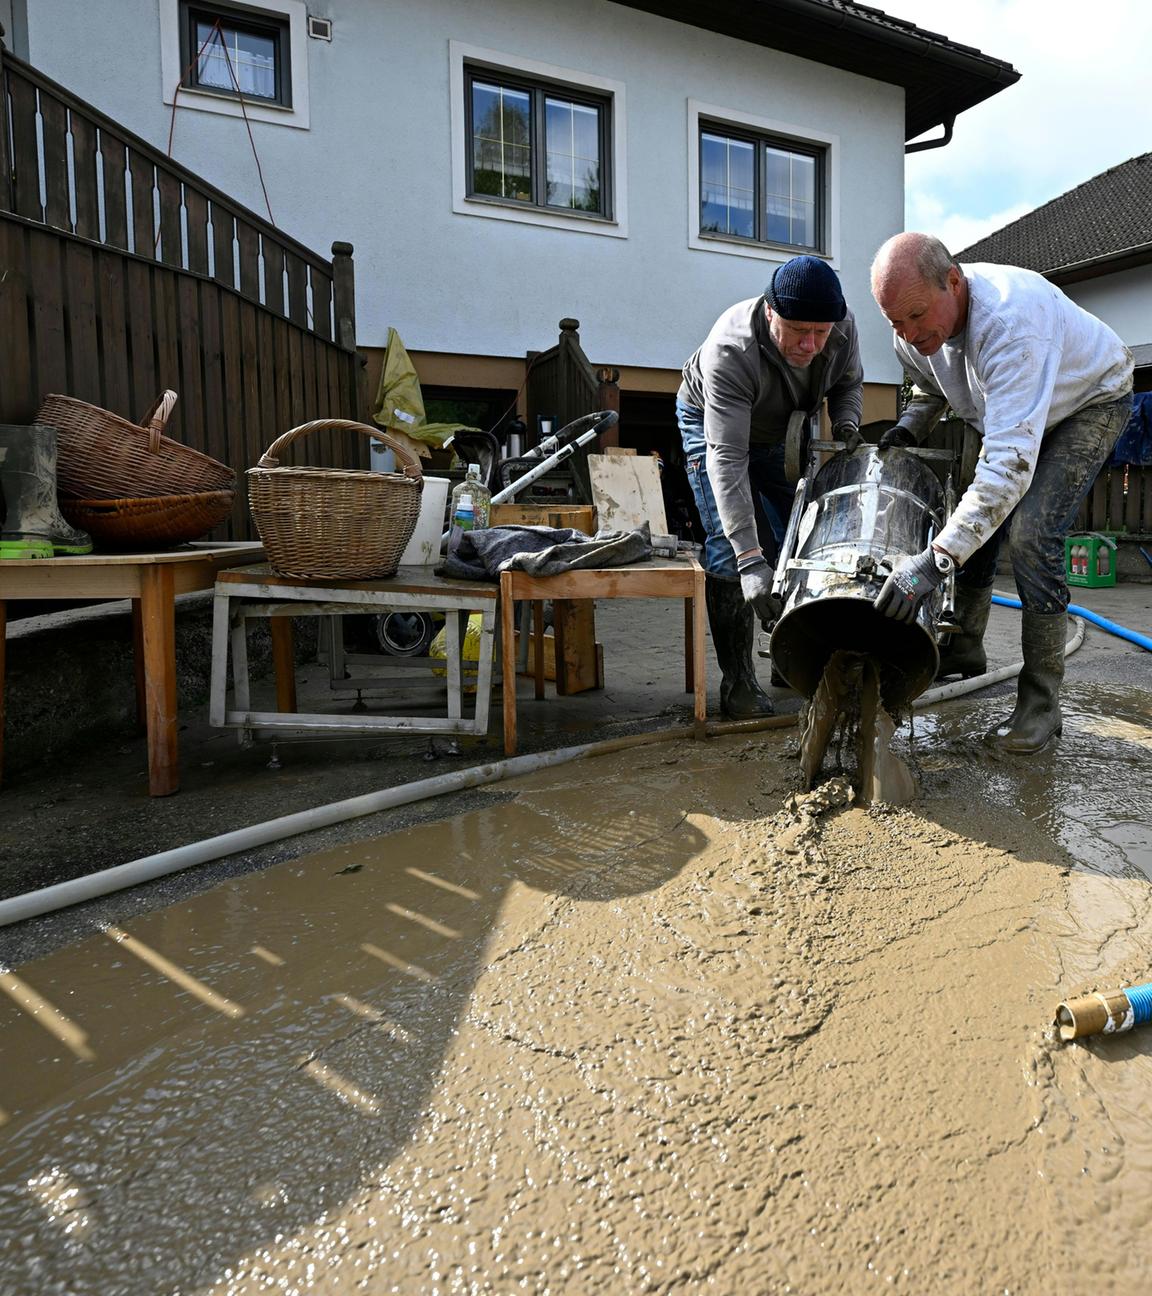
[180,2,291,107]
[699,123,823,252]
[465,66,611,219]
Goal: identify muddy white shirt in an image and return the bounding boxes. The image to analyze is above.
[895,263,1132,564]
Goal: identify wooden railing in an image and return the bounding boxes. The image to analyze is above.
[525,319,619,500]
[0,45,366,538]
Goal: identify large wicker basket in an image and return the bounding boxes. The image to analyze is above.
[60,490,235,549]
[247,420,423,580]
[38,391,235,499]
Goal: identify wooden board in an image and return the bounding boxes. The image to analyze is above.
[588,453,667,534]
[490,504,596,534]
[514,628,604,689]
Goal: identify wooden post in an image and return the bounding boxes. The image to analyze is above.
[0,32,14,213]
[0,598,7,787]
[331,239,369,422]
[269,616,297,713]
[595,366,621,448]
[138,565,180,796]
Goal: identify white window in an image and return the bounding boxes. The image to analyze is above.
[159,0,310,129]
[688,100,839,265]
[451,42,628,239]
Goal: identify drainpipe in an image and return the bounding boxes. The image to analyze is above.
[906,116,956,154]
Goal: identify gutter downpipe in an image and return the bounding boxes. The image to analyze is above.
[905,116,955,154]
[21,583,1152,930]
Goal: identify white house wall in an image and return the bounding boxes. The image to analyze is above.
[23,0,906,381]
[1063,265,1152,349]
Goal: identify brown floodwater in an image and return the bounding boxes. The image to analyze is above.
[1,679,1150,1294]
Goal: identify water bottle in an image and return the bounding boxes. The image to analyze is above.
[457,462,491,529]
[1098,543,1110,577]
[448,492,475,556]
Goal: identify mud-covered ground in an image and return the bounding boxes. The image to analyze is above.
[1,660,1151,1293]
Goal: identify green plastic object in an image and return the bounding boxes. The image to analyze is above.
[1065,531,1117,588]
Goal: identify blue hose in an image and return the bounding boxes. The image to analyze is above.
[1127,982,1152,1027]
[991,594,1152,652]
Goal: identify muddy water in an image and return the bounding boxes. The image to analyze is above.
[1,686,1151,1295]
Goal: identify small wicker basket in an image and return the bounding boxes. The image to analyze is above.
[247,420,423,580]
[60,490,235,549]
[38,391,235,499]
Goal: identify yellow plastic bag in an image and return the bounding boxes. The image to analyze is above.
[429,613,489,694]
[372,326,482,449]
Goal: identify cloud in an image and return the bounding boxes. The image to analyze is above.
[880,0,1152,234]
[904,194,1036,256]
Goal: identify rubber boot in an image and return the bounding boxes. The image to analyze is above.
[705,575,774,719]
[936,584,992,679]
[0,423,92,559]
[986,611,1066,754]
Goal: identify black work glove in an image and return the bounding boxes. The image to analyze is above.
[875,545,946,624]
[737,554,783,624]
[877,423,918,451]
[833,421,862,453]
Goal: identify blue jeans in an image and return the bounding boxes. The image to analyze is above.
[957,394,1132,612]
[677,400,794,582]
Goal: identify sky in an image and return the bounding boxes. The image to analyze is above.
[873,0,1152,253]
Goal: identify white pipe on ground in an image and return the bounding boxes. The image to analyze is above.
[0,612,1086,931]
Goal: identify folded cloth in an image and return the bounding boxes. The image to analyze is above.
[1110,392,1152,467]
[437,522,652,582]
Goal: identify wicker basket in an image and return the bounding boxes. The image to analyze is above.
[247,420,423,580]
[38,391,235,499]
[60,490,236,548]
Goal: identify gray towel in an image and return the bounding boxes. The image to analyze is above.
[437,522,652,582]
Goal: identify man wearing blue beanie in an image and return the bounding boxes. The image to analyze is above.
[677,255,863,718]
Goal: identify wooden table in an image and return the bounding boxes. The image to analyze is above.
[499,554,707,756]
[210,564,499,740]
[0,542,263,796]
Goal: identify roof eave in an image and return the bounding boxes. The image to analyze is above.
[611,0,1019,140]
[1046,242,1152,286]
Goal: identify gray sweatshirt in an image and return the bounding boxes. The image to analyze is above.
[679,296,863,557]
[894,264,1133,563]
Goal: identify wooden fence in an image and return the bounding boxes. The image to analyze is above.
[0,45,366,539]
[526,319,620,500]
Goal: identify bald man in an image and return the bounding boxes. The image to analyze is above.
[870,232,1132,753]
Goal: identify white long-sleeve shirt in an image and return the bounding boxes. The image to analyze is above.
[895,263,1132,563]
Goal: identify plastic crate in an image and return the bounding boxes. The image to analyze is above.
[1065,532,1118,588]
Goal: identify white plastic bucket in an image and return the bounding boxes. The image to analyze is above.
[399,476,450,566]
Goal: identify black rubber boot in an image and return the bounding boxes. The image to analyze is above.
[0,423,92,559]
[986,611,1066,753]
[705,575,774,719]
[936,584,993,679]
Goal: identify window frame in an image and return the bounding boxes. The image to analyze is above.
[698,121,823,252]
[687,100,839,267]
[179,0,292,108]
[450,42,628,241]
[463,64,613,221]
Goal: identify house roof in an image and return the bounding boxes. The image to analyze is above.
[957,153,1152,283]
[614,0,1019,141]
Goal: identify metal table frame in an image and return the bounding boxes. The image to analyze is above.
[210,564,498,740]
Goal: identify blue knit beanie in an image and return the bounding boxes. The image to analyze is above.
[765,255,846,322]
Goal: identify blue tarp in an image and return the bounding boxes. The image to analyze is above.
[1111,392,1152,466]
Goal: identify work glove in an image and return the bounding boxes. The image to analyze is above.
[833,421,862,453]
[737,554,783,624]
[875,545,947,624]
[877,423,918,451]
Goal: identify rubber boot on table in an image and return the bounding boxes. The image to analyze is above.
[0,423,92,559]
[986,611,1067,754]
[936,583,993,679]
[705,574,775,719]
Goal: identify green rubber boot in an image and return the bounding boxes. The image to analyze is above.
[706,574,775,719]
[986,611,1067,754]
[936,584,993,679]
[0,423,92,559]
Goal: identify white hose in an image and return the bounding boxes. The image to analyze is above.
[0,609,1086,930]
[0,717,795,930]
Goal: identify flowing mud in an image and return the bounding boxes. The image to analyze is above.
[1,679,1151,1294]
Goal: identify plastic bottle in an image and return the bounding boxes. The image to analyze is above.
[1098,544,1110,578]
[448,492,475,556]
[452,464,491,529]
